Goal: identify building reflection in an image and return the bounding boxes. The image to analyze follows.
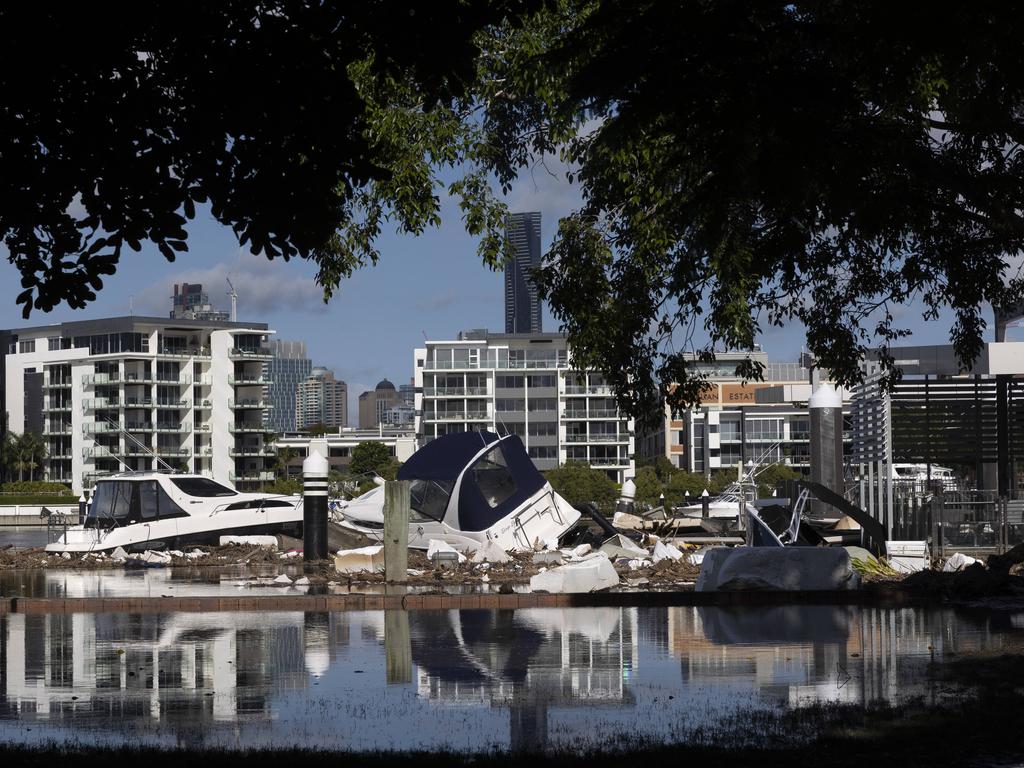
[406,608,639,751]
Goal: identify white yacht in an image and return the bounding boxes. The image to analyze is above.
[46,472,303,554]
[332,431,582,552]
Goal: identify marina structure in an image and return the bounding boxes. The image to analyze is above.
[1,316,277,494]
[414,330,635,482]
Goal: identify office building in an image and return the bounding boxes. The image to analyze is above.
[170,283,230,322]
[3,316,277,494]
[264,340,312,433]
[504,212,543,334]
[358,378,400,429]
[295,367,348,430]
[414,330,635,482]
[637,350,850,476]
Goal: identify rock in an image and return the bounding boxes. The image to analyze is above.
[471,540,511,564]
[696,547,858,592]
[273,573,293,585]
[530,556,620,593]
[334,545,384,574]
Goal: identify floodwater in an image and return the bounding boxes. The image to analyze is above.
[0,526,48,549]
[1,603,1022,753]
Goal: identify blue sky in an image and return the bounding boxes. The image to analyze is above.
[0,163,1018,420]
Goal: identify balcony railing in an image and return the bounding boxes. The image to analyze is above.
[194,399,212,409]
[42,379,72,389]
[154,399,190,409]
[229,399,270,409]
[229,347,273,360]
[83,422,121,434]
[155,448,192,457]
[154,374,192,385]
[230,423,266,433]
[82,374,125,385]
[43,403,73,412]
[229,471,275,483]
[157,347,210,358]
[83,446,118,459]
[84,398,122,409]
[423,410,492,421]
[123,398,153,408]
[229,447,276,458]
[125,422,155,431]
[155,423,186,433]
[563,385,613,396]
[561,409,620,419]
[230,376,273,386]
[43,424,73,436]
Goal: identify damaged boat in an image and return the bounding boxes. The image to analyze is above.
[46,472,303,554]
[331,431,582,552]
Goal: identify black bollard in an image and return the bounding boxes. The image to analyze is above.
[303,450,329,561]
[78,494,87,525]
[701,489,710,519]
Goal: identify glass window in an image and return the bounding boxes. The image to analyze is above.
[472,445,517,508]
[18,340,34,354]
[527,398,556,412]
[528,445,557,459]
[528,422,556,437]
[139,482,159,519]
[409,479,453,522]
[527,374,556,388]
[496,398,525,412]
[169,477,237,497]
[496,375,524,389]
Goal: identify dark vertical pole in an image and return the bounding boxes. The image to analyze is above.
[997,375,1010,498]
[78,494,86,525]
[384,480,410,583]
[701,489,710,519]
[303,450,329,561]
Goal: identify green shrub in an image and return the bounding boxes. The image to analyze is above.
[0,481,72,495]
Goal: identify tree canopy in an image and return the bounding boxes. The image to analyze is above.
[6,2,1024,421]
[348,441,396,479]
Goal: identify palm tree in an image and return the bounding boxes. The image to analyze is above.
[14,432,45,482]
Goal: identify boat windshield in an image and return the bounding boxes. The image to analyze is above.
[87,480,187,528]
[169,477,236,497]
[409,479,453,522]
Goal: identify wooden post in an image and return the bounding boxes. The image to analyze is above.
[384,609,412,684]
[384,480,410,583]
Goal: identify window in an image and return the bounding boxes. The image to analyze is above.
[495,398,525,412]
[720,420,741,440]
[472,446,517,508]
[169,477,236,497]
[528,422,556,437]
[496,374,523,389]
[527,397,556,412]
[47,337,61,351]
[747,418,782,441]
[409,479,453,522]
[18,340,34,354]
[139,482,159,519]
[528,445,557,460]
[527,374,556,388]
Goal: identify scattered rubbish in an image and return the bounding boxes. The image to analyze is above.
[481,573,490,583]
[571,543,593,558]
[272,573,293,585]
[847,546,899,578]
[184,549,206,560]
[652,539,683,563]
[129,550,172,566]
[944,552,981,572]
[433,551,461,570]
[685,549,707,566]
[334,545,384,574]
[427,539,467,564]
[110,546,128,563]
[407,569,425,577]
[887,541,928,573]
[532,550,564,566]
[61,552,71,560]
[599,534,648,560]
[219,535,278,548]
[294,576,310,586]
[279,550,301,559]
[612,511,645,530]
[472,540,511,564]
[530,555,619,593]
[696,547,858,592]
[625,577,650,587]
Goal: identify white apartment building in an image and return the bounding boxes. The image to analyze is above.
[415,330,635,482]
[3,316,277,494]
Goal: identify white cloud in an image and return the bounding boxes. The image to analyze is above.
[135,249,328,318]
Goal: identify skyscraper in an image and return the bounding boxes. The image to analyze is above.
[264,340,311,433]
[504,212,543,334]
[295,367,348,430]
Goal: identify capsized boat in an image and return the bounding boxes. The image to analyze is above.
[45,472,303,554]
[332,431,582,552]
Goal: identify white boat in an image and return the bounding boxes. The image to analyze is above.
[332,431,582,552]
[46,472,303,554]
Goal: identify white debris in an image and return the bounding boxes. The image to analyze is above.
[625,577,650,587]
[185,549,206,560]
[61,552,71,560]
[652,540,683,563]
[532,550,564,566]
[279,550,300,559]
[407,569,425,577]
[481,574,490,583]
[887,540,929,573]
[571,543,592,558]
[273,573,293,585]
[529,556,619,594]
[544,538,559,551]
[628,558,652,570]
[334,545,384,574]
[110,546,128,562]
[294,576,310,586]
[685,549,707,566]
[427,539,467,564]
[219,535,278,547]
[168,550,185,559]
[612,511,646,530]
[943,552,981,572]
[599,534,648,560]
[131,550,172,565]
[472,540,511,564]
[696,547,858,592]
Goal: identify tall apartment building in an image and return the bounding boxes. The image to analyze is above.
[170,282,230,322]
[504,212,543,334]
[295,367,348,430]
[637,350,851,476]
[265,339,312,433]
[2,316,277,494]
[414,330,635,482]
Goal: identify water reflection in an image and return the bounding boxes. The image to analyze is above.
[0,605,1020,752]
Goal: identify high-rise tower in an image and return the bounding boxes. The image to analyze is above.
[504,212,543,334]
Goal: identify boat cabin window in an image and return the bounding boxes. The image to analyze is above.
[170,477,237,497]
[471,445,517,509]
[88,480,187,527]
[223,499,295,511]
[409,479,453,522]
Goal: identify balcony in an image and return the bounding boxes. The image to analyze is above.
[154,374,192,385]
[48,453,72,461]
[122,373,155,384]
[83,422,122,435]
[230,422,266,433]
[84,398,123,409]
[193,423,211,433]
[229,470,275,483]
[230,376,273,386]
[82,373,125,385]
[194,399,212,409]
[123,398,153,408]
[83,446,119,459]
[423,410,492,421]
[422,386,490,396]
[155,447,192,458]
[229,447,276,458]
[155,423,186,433]
[589,457,628,467]
[561,409,620,419]
[154,399,190,409]
[563,385,613,396]
[43,403,73,413]
[156,347,210,358]
[42,379,72,389]
[588,433,631,443]
[229,399,270,409]
[43,424,73,436]
[125,422,155,432]
[228,347,273,361]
